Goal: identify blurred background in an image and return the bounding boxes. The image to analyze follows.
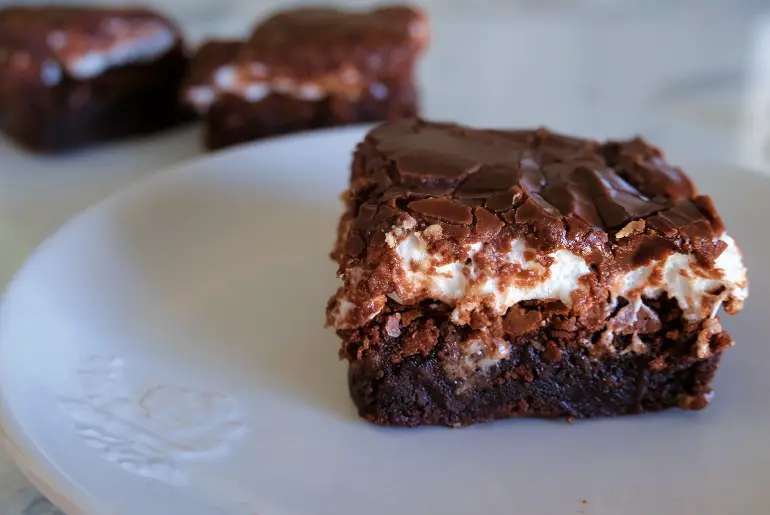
[1,0,770,513]
[7,0,769,163]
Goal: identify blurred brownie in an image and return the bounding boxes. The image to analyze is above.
[0,6,189,153]
[181,40,242,115]
[327,119,749,427]
[181,5,429,151]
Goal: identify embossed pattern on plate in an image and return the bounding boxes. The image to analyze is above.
[59,356,246,487]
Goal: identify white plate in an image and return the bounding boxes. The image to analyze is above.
[1,126,768,515]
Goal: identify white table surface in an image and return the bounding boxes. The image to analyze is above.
[1,0,769,513]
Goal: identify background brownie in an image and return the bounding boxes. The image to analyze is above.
[181,5,429,151]
[0,6,189,153]
[202,81,419,151]
[327,119,749,427]
[181,40,242,115]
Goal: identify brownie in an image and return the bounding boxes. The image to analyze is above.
[327,118,749,427]
[181,5,429,151]
[180,40,241,114]
[0,6,190,153]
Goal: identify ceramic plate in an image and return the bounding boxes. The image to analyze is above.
[1,127,768,515]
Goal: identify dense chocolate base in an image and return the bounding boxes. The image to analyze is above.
[341,298,730,427]
[349,347,721,427]
[0,49,190,153]
[203,80,418,151]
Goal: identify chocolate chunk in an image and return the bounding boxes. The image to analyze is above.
[345,232,366,256]
[455,164,521,197]
[456,197,485,208]
[474,207,504,240]
[514,197,559,223]
[541,181,603,228]
[544,341,563,362]
[440,224,471,240]
[408,198,473,224]
[502,209,518,224]
[485,186,522,212]
[503,306,543,336]
[693,195,726,235]
[602,138,696,201]
[353,203,379,232]
[397,152,480,181]
[615,234,677,268]
[635,304,663,334]
[651,200,706,230]
[646,199,721,258]
[519,161,546,193]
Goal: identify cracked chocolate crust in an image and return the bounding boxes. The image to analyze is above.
[328,118,743,332]
[341,296,731,427]
[338,119,725,267]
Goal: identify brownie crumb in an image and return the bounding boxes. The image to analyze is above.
[544,340,563,362]
[678,393,711,410]
[505,310,542,336]
[399,320,440,358]
[649,356,668,372]
[385,314,402,338]
[422,224,443,242]
[401,310,423,326]
[615,220,645,239]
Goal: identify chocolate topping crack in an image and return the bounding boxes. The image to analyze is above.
[328,119,747,344]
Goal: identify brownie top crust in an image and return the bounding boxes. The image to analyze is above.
[241,6,429,81]
[0,6,181,84]
[346,118,714,256]
[329,119,748,333]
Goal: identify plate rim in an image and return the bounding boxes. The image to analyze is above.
[1,427,90,515]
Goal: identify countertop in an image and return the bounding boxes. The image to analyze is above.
[1,0,769,512]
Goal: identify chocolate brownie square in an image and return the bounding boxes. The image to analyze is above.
[181,5,429,151]
[0,6,190,153]
[327,119,749,427]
